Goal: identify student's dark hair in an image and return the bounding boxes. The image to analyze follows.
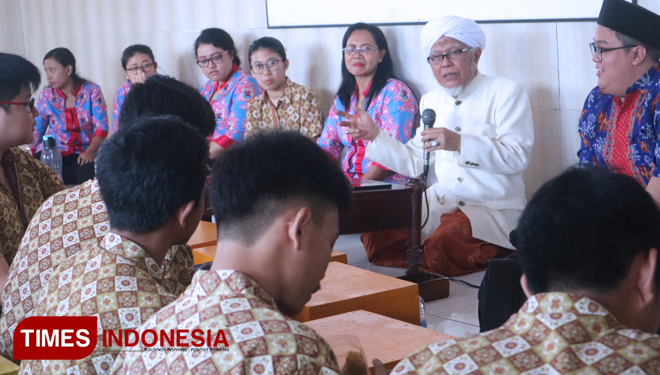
[97,116,209,234]
[337,23,396,110]
[0,53,41,111]
[194,28,241,66]
[615,32,660,63]
[212,131,353,245]
[121,44,156,70]
[516,165,660,295]
[248,37,287,66]
[43,47,87,87]
[117,75,215,138]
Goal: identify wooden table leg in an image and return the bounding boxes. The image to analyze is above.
[405,179,424,275]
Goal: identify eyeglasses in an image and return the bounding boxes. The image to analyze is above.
[589,42,637,62]
[427,47,471,66]
[125,63,155,74]
[197,51,228,68]
[0,97,35,112]
[251,59,282,74]
[343,46,378,55]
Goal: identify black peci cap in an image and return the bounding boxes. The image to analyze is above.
[598,0,660,50]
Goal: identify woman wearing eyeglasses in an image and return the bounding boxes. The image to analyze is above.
[196,28,261,159]
[244,37,323,140]
[112,44,158,133]
[33,47,108,185]
[317,22,418,182]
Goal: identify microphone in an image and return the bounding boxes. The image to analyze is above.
[421,108,436,179]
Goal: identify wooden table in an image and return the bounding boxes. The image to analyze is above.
[293,262,419,324]
[192,245,348,265]
[0,356,18,375]
[340,180,425,273]
[187,221,217,249]
[306,310,452,375]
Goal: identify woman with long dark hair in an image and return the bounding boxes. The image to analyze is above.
[33,47,108,184]
[195,28,260,158]
[318,23,417,182]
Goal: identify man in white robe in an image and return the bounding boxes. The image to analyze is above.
[340,16,535,275]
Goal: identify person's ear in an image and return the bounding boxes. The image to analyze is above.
[520,274,533,298]
[66,65,73,76]
[287,207,313,251]
[473,47,483,65]
[283,59,290,71]
[632,46,648,66]
[637,248,658,305]
[176,200,197,228]
[153,62,158,71]
[378,49,386,62]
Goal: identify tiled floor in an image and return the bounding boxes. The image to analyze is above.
[334,234,482,337]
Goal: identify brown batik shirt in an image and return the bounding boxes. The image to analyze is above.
[0,178,194,360]
[19,232,179,375]
[245,78,323,139]
[0,147,64,263]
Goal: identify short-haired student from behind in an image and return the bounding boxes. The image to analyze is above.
[389,166,660,375]
[20,116,210,374]
[0,75,215,360]
[0,52,65,301]
[244,36,324,140]
[116,74,215,138]
[111,131,353,375]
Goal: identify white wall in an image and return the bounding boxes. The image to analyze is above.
[0,0,24,55]
[2,0,658,198]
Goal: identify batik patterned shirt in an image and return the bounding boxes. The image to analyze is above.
[245,78,323,139]
[0,179,194,360]
[112,81,132,134]
[110,270,340,375]
[578,63,660,186]
[391,292,660,375]
[200,68,261,149]
[317,79,418,183]
[33,82,109,156]
[0,147,64,263]
[19,233,180,375]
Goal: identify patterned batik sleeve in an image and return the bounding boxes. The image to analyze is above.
[317,98,344,161]
[652,93,660,179]
[33,155,65,198]
[112,86,124,134]
[90,84,109,139]
[226,78,261,143]
[300,87,324,138]
[32,91,50,153]
[379,80,418,145]
[577,89,599,165]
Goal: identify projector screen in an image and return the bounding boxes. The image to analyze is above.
[266,0,634,28]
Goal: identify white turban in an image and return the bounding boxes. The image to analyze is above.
[421,16,486,58]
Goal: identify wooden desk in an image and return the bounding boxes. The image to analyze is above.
[188,221,217,249]
[0,355,19,375]
[306,310,452,375]
[340,180,425,273]
[192,245,348,266]
[293,262,419,324]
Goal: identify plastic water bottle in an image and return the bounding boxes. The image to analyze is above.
[40,135,63,181]
[419,296,427,328]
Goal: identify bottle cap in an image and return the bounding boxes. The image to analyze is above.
[43,135,57,149]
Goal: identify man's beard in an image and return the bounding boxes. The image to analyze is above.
[442,85,463,98]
